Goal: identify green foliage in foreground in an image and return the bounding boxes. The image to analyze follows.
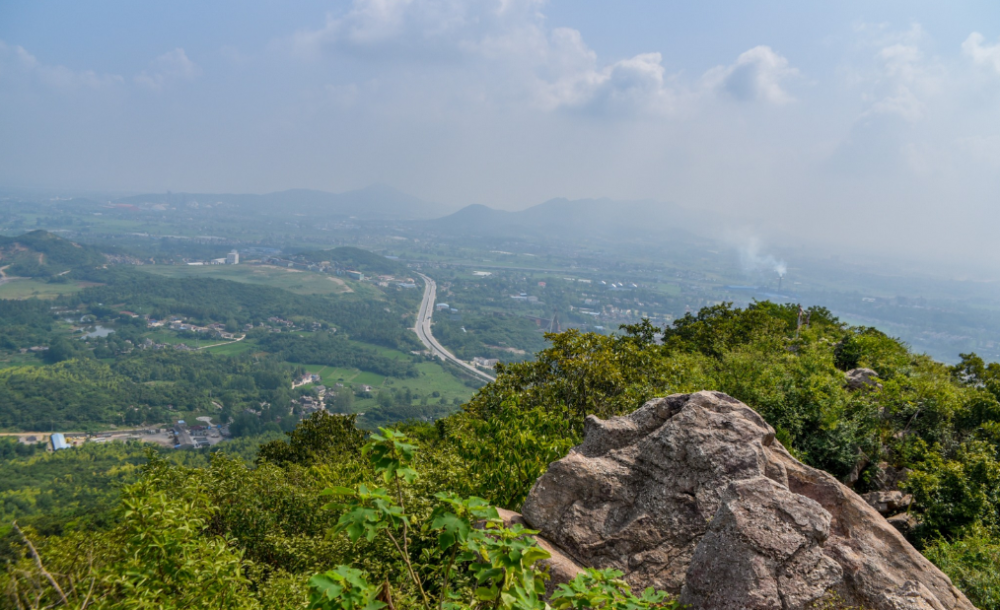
[0,432,283,533]
[313,428,677,610]
[5,301,1000,607]
[924,529,1000,609]
[1,421,676,610]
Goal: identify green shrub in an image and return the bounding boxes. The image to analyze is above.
[924,530,1000,610]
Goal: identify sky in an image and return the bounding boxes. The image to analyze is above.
[2,1,1000,267]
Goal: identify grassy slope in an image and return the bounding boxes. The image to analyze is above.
[137,264,358,296]
[0,279,94,299]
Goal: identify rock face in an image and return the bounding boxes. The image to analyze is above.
[862,490,913,516]
[871,461,912,491]
[521,391,975,610]
[846,367,882,390]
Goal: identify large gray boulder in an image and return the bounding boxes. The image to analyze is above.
[521,391,975,610]
[846,368,882,390]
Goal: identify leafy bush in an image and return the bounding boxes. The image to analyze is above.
[924,530,1000,610]
[310,428,678,610]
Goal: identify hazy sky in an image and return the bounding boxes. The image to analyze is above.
[3,1,1000,264]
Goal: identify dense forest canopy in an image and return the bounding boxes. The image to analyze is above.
[0,299,55,350]
[0,351,296,429]
[298,246,410,275]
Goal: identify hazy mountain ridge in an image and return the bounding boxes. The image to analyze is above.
[115,184,452,220]
[428,196,712,242]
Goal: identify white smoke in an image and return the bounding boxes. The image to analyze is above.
[736,237,787,277]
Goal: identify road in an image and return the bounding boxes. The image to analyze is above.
[196,334,246,350]
[413,272,496,383]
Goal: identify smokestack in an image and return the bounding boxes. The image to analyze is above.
[778,275,783,291]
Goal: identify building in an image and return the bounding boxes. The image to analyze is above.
[472,357,500,369]
[435,303,450,311]
[226,249,240,265]
[51,433,70,451]
[346,270,364,281]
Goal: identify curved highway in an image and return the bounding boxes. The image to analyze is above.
[413,272,496,383]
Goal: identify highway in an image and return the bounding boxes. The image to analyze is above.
[413,272,496,383]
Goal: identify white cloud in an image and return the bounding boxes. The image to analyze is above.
[135,48,200,90]
[848,24,943,122]
[862,44,929,120]
[962,32,1000,74]
[0,41,124,89]
[286,0,737,116]
[291,0,544,59]
[533,43,677,114]
[702,46,798,104]
[866,87,924,121]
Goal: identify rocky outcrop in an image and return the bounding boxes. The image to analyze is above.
[521,391,974,610]
[683,477,843,609]
[887,512,920,536]
[862,490,913,516]
[870,461,912,491]
[846,368,882,390]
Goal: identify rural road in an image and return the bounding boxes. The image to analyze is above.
[413,272,496,383]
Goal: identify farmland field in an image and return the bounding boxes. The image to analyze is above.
[300,351,478,415]
[137,264,358,296]
[0,279,95,299]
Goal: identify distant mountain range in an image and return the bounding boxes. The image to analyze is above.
[112,186,709,240]
[426,197,711,242]
[115,184,453,220]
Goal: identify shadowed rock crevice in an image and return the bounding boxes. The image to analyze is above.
[521,391,976,610]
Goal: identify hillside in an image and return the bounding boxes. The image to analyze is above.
[0,230,108,278]
[427,197,710,242]
[298,246,410,275]
[3,301,1000,608]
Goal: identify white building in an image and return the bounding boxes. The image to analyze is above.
[226,249,240,264]
[51,433,70,451]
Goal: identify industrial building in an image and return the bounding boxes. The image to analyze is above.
[50,433,70,451]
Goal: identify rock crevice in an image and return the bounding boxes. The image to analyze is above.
[521,391,975,610]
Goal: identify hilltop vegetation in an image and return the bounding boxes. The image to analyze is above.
[0,230,108,278]
[299,246,410,276]
[4,301,1000,608]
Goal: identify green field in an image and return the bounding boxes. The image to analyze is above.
[203,340,255,355]
[138,264,357,296]
[0,279,94,299]
[299,349,477,414]
[0,352,45,370]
